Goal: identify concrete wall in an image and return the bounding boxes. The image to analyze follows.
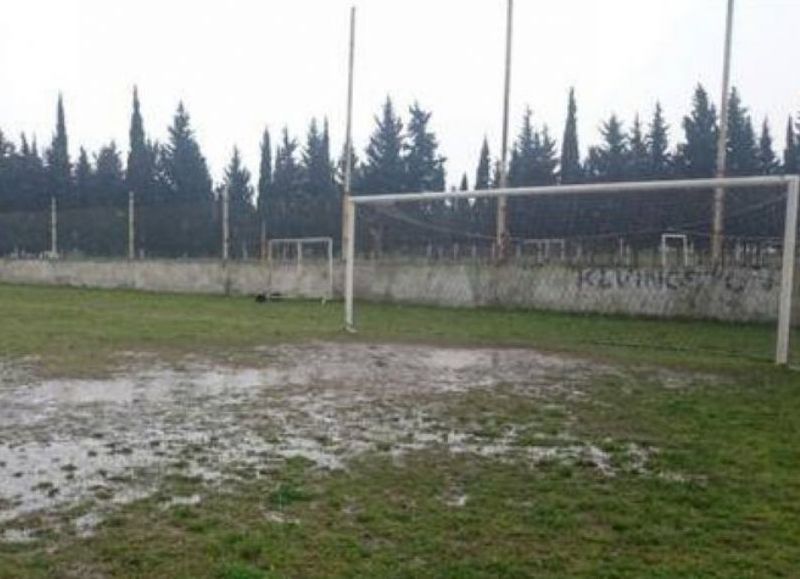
[0,258,782,322]
[0,259,331,299]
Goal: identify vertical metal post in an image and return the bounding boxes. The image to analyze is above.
[712,0,735,263]
[128,190,135,260]
[50,196,58,257]
[341,6,357,256]
[344,200,356,331]
[260,218,267,261]
[296,240,302,274]
[327,238,334,302]
[222,189,230,261]
[776,177,799,365]
[495,0,513,259]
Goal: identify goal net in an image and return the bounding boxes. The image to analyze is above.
[343,175,800,365]
[266,237,334,302]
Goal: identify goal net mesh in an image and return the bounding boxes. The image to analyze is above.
[347,178,799,364]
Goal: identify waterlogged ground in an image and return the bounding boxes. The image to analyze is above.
[0,342,667,543]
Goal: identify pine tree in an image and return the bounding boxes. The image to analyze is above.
[19,134,46,210]
[560,88,581,184]
[586,115,628,181]
[0,129,13,209]
[159,102,214,256]
[273,127,301,198]
[126,86,155,201]
[676,85,717,178]
[757,120,778,175]
[46,94,72,202]
[303,117,335,198]
[725,87,758,176]
[162,102,213,201]
[363,97,406,194]
[784,117,798,174]
[223,147,254,207]
[627,115,649,179]
[92,142,126,205]
[404,102,445,192]
[74,147,92,203]
[646,102,671,178]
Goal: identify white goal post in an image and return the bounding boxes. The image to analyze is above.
[343,175,800,365]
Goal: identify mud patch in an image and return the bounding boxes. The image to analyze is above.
[0,342,657,537]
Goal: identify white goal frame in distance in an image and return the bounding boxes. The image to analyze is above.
[267,237,334,302]
[344,175,800,365]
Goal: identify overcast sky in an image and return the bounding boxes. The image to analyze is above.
[1,0,798,187]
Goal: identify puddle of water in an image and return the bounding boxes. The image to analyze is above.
[0,342,628,536]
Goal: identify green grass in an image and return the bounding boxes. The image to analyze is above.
[2,283,800,577]
[0,283,790,374]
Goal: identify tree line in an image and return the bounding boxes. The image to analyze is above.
[0,84,797,257]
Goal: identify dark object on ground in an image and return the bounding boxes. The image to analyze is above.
[255,292,284,303]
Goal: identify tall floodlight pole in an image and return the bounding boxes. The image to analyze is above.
[341,6,357,257]
[711,0,735,263]
[495,0,514,259]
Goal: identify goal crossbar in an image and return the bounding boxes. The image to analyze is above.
[344,175,800,365]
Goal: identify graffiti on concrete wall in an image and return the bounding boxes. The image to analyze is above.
[576,267,777,294]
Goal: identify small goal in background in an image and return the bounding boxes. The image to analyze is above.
[266,237,334,304]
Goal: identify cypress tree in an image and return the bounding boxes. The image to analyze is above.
[676,85,717,178]
[257,128,272,219]
[784,117,798,174]
[46,94,71,202]
[126,86,155,201]
[647,102,671,178]
[560,88,581,184]
[475,137,491,190]
[757,120,778,175]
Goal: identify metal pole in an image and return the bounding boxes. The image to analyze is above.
[50,196,57,257]
[344,200,356,331]
[712,0,735,263]
[128,190,135,260]
[327,238,334,302]
[495,0,514,259]
[296,240,302,274]
[776,176,799,365]
[260,218,267,261]
[341,6,357,256]
[222,189,230,261]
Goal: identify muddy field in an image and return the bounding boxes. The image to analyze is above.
[0,342,655,542]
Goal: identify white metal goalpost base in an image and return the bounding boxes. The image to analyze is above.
[344,175,800,365]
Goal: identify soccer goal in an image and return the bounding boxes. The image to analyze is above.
[266,237,334,303]
[343,175,800,365]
